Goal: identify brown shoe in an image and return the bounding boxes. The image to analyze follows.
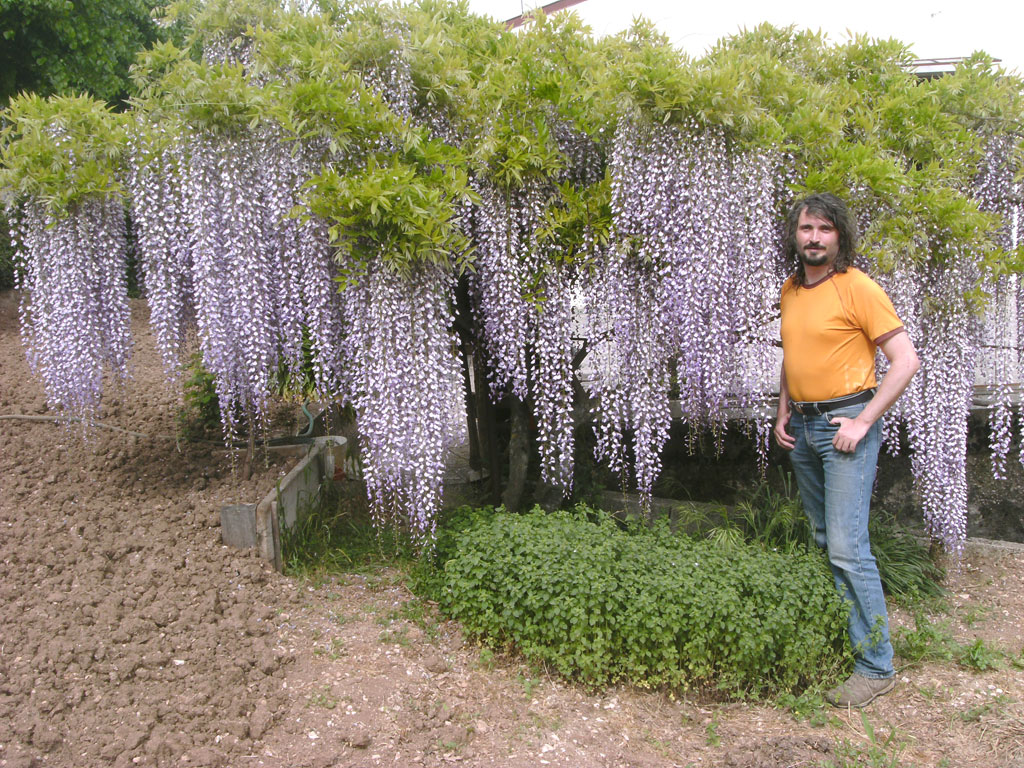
[825,673,896,708]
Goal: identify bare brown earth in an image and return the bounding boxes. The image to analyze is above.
[1,290,1022,768]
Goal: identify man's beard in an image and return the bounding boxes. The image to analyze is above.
[799,245,830,267]
[799,251,830,267]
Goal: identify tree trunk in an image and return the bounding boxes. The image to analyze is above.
[474,351,503,505]
[241,428,255,481]
[502,394,529,512]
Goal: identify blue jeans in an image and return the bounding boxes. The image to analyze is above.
[788,401,894,679]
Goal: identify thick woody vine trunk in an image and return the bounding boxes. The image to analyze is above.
[474,352,503,505]
[502,394,529,512]
[454,274,502,505]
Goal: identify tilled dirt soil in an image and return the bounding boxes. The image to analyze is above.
[1,290,1023,768]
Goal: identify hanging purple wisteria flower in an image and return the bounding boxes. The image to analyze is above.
[11,196,132,422]
[343,260,467,542]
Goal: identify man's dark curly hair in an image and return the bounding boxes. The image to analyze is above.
[784,193,859,287]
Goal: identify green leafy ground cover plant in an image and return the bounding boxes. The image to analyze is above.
[431,505,851,696]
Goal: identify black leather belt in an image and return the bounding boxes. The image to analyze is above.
[790,388,875,416]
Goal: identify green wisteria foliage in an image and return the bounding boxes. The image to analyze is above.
[2,0,1022,550]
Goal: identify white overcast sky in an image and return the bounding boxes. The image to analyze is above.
[464,0,1024,76]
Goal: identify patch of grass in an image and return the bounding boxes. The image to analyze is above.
[673,470,812,554]
[669,474,946,604]
[912,682,947,702]
[869,510,946,604]
[312,636,346,660]
[327,637,346,659]
[399,600,441,641]
[960,604,990,627]
[379,626,411,646]
[958,694,1011,723]
[376,600,440,642]
[280,483,417,579]
[895,614,1009,671]
[1012,647,1024,670]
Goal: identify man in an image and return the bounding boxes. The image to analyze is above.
[773,193,920,708]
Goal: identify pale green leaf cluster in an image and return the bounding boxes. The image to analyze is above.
[0,94,127,214]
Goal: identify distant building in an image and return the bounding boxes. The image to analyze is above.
[908,56,999,79]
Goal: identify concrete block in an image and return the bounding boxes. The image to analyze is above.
[221,504,258,549]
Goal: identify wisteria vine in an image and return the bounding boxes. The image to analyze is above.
[5,4,1024,558]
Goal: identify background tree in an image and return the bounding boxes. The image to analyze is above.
[0,0,165,108]
[0,0,168,288]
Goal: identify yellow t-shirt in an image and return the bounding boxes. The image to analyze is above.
[780,268,905,403]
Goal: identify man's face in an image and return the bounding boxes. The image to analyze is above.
[795,208,839,269]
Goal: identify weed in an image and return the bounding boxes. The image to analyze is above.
[777,688,839,728]
[960,604,990,627]
[176,352,221,440]
[379,626,411,646]
[517,672,541,699]
[640,728,675,758]
[912,682,945,702]
[525,710,562,733]
[399,600,440,641]
[958,695,1009,723]
[896,615,1007,672]
[704,712,721,747]
[824,711,909,768]
[327,637,345,659]
[477,648,496,671]
[1012,647,1024,670]
[313,635,346,659]
[957,637,1003,672]
[308,686,337,710]
[893,614,958,665]
[436,738,461,753]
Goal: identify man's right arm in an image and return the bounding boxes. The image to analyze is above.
[774,363,795,450]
